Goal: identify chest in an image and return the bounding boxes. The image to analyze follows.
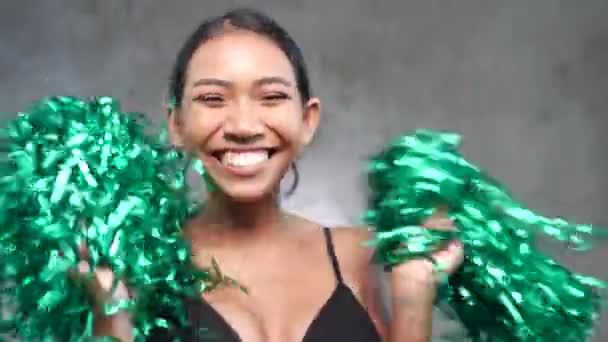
[194,243,367,342]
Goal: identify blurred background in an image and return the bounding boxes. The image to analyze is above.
[1,0,607,340]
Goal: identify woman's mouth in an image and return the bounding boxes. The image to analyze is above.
[220,150,270,167]
[210,148,278,175]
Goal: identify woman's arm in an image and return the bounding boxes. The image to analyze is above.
[77,259,134,341]
[358,234,435,342]
[360,246,437,342]
[387,262,437,341]
[353,213,462,342]
[387,215,464,342]
[93,311,134,342]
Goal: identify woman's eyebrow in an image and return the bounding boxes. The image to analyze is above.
[253,76,293,87]
[192,78,232,88]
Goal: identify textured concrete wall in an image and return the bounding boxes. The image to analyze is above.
[1,0,607,340]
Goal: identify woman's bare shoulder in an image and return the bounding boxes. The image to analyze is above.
[325,226,375,272]
[330,226,374,248]
[330,226,374,239]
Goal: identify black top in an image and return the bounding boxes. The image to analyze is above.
[148,227,382,341]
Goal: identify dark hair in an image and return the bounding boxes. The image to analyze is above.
[168,8,312,107]
[169,8,307,195]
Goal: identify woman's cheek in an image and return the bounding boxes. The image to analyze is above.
[267,111,304,135]
[181,114,221,147]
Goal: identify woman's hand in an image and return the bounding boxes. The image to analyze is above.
[73,244,134,341]
[386,212,464,342]
[392,214,464,291]
[74,244,130,309]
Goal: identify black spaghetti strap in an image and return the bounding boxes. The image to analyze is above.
[322,227,344,283]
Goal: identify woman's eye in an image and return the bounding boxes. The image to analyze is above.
[199,95,223,102]
[263,93,289,102]
[194,94,224,106]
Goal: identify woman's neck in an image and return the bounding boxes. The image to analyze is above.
[198,192,286,239]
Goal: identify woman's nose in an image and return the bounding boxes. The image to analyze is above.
[223,105,265,142]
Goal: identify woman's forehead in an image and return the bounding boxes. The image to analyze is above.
[186,31,296,85]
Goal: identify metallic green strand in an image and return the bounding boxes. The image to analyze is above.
[366,129,606,341]
[0,96,223,341]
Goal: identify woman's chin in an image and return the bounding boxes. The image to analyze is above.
[215,184,276,204]
[204,165,288,204]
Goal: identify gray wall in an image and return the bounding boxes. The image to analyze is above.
[1,0,607,340]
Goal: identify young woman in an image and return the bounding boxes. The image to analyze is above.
[89,8,464,342]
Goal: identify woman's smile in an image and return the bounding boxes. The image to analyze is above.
[206,147,280,177]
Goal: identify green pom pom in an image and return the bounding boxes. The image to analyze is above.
[0,96,223,341]
[366,129,606,341]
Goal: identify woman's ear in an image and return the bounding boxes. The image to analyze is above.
[167,107,185,147]
[300,97,321,146]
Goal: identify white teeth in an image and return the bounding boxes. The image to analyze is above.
[221,150,269,167]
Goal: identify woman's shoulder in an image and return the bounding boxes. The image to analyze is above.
[287,215,374,272]
[324,226,375,272]
[329,226,374,249]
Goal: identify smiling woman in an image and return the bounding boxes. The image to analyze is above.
[85,7,463,342]
[166,18,319,204]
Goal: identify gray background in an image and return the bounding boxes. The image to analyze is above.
[1,0,607,340]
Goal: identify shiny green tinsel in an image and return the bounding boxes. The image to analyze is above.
[366,129,606,341]
[0,96,222,341]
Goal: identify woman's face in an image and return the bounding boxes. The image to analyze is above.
[170,30,320,203]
